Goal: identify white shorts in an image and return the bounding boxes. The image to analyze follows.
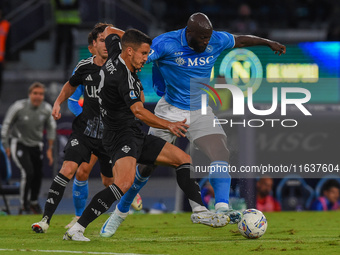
[148,97,226,143]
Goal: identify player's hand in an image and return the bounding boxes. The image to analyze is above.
[168,119,189,137]
[46,148,53,166]
[269,41,286,56]
[52,103,61,120]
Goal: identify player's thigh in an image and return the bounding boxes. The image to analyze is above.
[64,133,92,165]
[149,97,188,144]
[154,142,190,168]
[148,127,176,144]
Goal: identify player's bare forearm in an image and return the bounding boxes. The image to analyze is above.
[54,82,77,106]
[103,26,125,39]
[130,102,189,137]
[53,82,76,120]
[234,35,286,55]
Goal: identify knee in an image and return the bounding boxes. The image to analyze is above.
[75,169,89,181]
[102,177,114,187]
[138,164,156,177]
[60,162,78,179]
[116,178,134,194]
[174,153,191,168]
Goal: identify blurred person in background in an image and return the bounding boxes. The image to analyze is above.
[231,3,258,34]
[53,0,81,79]
[256,177,281,212]
[310,179,340,211]
[1,82,56,214]
[0,8,10,97]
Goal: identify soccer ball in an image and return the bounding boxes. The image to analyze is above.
[238,209,267,239]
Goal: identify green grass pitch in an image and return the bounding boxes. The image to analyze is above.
[0,211,339,255]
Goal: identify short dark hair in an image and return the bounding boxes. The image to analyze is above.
[87,32,94,46]
[121,29,152,50]
[28,82,45,94]
[88,22,113,45]
[322,179,340,193]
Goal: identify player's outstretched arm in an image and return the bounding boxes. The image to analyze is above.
[234,35,286,56]
[52,81,77,120]
[130,101,189,137]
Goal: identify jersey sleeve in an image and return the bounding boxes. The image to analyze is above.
[152,62,166,97]
[105,33,122,60]
[118,74,142,108]
[68,85,84,116]
[146,35,168,64]
[69,61,85,87]
[1,101,23,149]
[216,31,235,51]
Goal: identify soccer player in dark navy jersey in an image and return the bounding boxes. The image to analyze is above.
[31,23,116,234]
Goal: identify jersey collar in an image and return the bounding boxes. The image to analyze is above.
[119,54,134,74]
[90,56,95,64]
[181,27,189,47]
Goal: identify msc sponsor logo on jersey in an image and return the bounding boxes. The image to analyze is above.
[175,56,214,66]
[219,48,263,96]
[175,57,185,66]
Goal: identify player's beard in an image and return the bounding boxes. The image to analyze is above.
[191,40,206,53]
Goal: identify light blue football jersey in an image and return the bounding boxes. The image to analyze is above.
[147,27,235,110]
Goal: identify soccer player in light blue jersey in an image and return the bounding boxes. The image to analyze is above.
[101,12,286,236]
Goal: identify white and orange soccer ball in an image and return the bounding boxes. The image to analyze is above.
[238,209,268,239]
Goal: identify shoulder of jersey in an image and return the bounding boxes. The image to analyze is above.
[15,99,28,108]
[74,56,94,71]
[155,29,180,42]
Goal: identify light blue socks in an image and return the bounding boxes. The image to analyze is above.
[73,178,89,217]
[117,166,149,213]
[209,161,231,205]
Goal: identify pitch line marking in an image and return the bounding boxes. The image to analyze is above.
[0,249,167,255]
